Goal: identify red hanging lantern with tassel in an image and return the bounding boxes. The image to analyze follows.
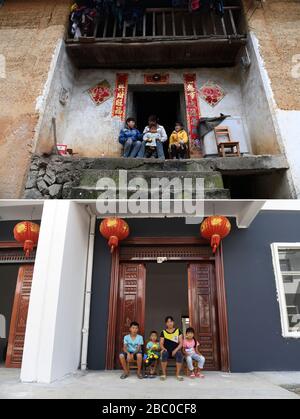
[200,216,231,253]
[100,218,130,253]
[13,221,40,258]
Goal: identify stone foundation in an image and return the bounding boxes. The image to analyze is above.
[24,154,290,200]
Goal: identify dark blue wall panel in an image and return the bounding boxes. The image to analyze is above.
[223,211,300,372]
[87,213,300,371]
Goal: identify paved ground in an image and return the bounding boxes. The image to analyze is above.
[0,368,300,399]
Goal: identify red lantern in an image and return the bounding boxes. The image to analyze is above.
[100,218,130,253]
[201,216,231,253]
[13,221,40,258]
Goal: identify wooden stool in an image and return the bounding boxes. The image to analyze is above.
[184,360,199,376]
[127,358,138,372]
[214,126,241,157]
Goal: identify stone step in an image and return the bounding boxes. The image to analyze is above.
[71,187,230,200]
[78,170,225,190]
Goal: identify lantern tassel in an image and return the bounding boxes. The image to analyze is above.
[108,236,119,253]
[24,240,34,258]
[211,235,221,254]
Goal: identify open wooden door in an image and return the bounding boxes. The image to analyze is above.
[188,263,221,370]
[114,263,146,367]
[5,265,34,368]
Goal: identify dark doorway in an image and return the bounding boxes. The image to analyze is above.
[145,262,189,338]
[0,265,19,365]
[133,91,182,140]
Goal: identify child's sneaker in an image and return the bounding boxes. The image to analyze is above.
[190,372,196,379]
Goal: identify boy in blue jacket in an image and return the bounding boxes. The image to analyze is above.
[119,118,142,158]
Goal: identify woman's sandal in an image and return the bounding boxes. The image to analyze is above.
[120,373,129,379]
[176,375,184,381]
[160,375,167,381]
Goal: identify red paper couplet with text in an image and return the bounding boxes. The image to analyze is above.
[184,74,202,158]
[112,74,129,121]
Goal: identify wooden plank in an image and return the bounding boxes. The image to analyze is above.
[192,14,197,36]
[182,15,186,37]
[229,9,237,35]
[221,17,227,37]
[172,10,176,36]
[210,10,217,35]
[102,16,108,38]
[201,13,207,36]
[143,13,146,37]
[113,18,117,38]
[162,11,166,36]
[93,17,99,38]
[122,20,126,38]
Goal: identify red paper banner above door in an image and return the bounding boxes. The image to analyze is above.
[183,74,202,158]
[112,73,129,121]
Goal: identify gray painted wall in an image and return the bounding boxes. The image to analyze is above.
[87,213,300,372]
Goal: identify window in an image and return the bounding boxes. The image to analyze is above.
[271,244,300,338]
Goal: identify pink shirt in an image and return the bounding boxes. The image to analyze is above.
[183,338,199,355]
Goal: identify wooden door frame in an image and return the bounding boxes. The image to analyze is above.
[105,237,230,372]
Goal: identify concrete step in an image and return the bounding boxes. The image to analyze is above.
[71,169,230,199]
[78,155,289,174]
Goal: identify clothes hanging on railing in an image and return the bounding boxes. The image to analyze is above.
[188,0,225,17]
[69,0,225,38]
[198,114,230,142]
[70,2,98,39]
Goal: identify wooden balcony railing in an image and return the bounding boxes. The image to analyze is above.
[68,6,246,42]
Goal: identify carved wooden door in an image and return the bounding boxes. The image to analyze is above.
[6,265,34,368]
[188,263,220,370]
[115,263,146,367]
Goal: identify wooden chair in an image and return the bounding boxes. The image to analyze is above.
[214,126,241,157]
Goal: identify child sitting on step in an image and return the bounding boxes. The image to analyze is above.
[143,123,161,158]
[183,327,205,379]
[144,331,161,378]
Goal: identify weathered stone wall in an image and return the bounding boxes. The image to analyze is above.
[24,154,290,199]
[0,0,70,199]
[243,0,300,110]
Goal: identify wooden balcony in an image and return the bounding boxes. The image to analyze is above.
[66,5,247,68]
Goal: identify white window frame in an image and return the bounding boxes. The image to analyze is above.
[271,243,300,339]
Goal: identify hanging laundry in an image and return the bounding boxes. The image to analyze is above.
[70,1,98,39]
[198,114,230,142]
[189,0,201,12]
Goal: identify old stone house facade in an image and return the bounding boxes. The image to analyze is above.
[0,0,299,199]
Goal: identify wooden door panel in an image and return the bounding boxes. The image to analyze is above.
[6,265,34,368]
[188,263,220,370]
[115,263,146,367]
